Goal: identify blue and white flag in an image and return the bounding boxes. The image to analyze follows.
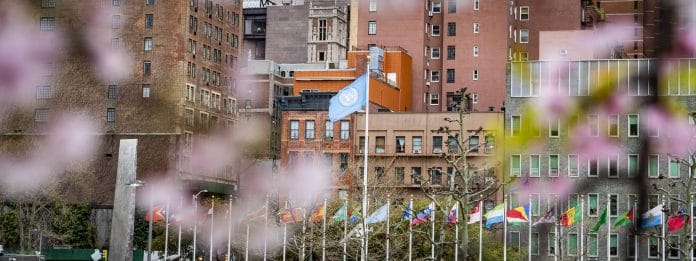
[365,203,389,224]
[328,73,368,122]
[641,204,664,228]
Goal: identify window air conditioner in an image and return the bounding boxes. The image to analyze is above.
[428,11,433,17]
[413,149,422,154]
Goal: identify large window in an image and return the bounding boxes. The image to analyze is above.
[588,194,598,216]
[412,136,422,153]
[588,157,599,177]
[368,21,377,35]
[610,234,618,257]
[628,154,639,177]
[669,236,680,259]
[318,19,327,41]
[305,120,315,139]
[549,155,559,177]
[588,233,598,257]
[468,135,479,153]
[628,114,639,137]
[112,15,121,29]
[669,157,680,178]
[568,154,579,177]
[375,136,385,153]
[340,121,350,140]
[411,167,421,184]
[431,167,442,184]
[510,231,520,249]
[290,120,299,139]
[567,233,578,256]
[609,194,618,216]
[395,136,405,153]
[447,136,458,153]
[608,155,619,178]
[530,155,540,177]
[142,84,151,98]
[510,155,521,177]
[649,154,659,178]
[324,121,333,140]
[432,136,443,153]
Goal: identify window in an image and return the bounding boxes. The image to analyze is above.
[609,194,618,216]
[510,231,520,249]
[431,48,441,59]
[412,136,422,153]
[473,23,479,34]
[111,38,120,50]
[36,86,52,99]
[107,108,116,122]
[520,52,529,61]
[549,119,560,137]
[318,19,327,41]
[305,120,315,139]
[511,116,521,136]
[531,194,540,216]
[432,136,443,153]
[113,0,121,6]
[468,135,479,153]
[473,46,479,57]
[432,1,441,13]
[35,108,49,122]
[324,121,334,140]
[184,108,194,126]
[548,232,556,256]
[431,167,442,184]
[143,61,152,76]
[447,22,456,36]
[519,29,529,43]
[588,193,598,216]
[529,155,540,177]
[669,157,680,178]
[628,154,639,177]
[446,69,455,83]
[473,69,478,80]
[608,115,619,137]
[609,234,618,257]
[340,121,349,140]
[474,0,480,10]
[142,84,151,98]
[568,155,578,177]
[588,233,598,257]
[185,84,195,102]
[649,237,659,258]
[447,46,456,60]
[588,158,599,178]
[368,21,377,35]
[145,14,154,28]
[144,37,153,51]
[146,0,154,5]
[649,154,659,178]
[42,0,56,8]
[395,136,405,153]
[108,85,117,99]
[375,136,385,153]
[431,71,440,82]
[290,120,299,139]
[395,167,404,184]
[112,15,121,29]
[199,112,208,128]
[628,114,639,137]
[432,25,441,36]
[448,0,456,13]
[447,136,458,153]
[510,155,521,177]
[40,17,56,31]
[588,114,599,136]
[339,153,348,173]
[668,236,680,258]
[608,155,619,178]
[567,233,578,256]
[628,234,637,257]
[520,7,529,20]
[411,167,421,184]
[531,232,539,255]
[549,155,559,177]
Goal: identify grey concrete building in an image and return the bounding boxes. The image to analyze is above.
[505,59,696,260]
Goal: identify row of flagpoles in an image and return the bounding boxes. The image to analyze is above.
[144,193,693,260]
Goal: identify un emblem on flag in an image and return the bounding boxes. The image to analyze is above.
[339,87,359,106]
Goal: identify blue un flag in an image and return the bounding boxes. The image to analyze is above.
[328,73,368,122]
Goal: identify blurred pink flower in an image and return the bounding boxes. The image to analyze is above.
[589,23,633,58]
[569,122,622,160]
[642,106,696,158]
[598,88,634,116]
[513,177,575,205]
[83,6,132,82]
[534,61,575,122]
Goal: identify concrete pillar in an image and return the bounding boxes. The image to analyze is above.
[108,139,138,261]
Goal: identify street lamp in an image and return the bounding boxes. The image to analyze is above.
[127,180,154,261]
[192,189,208,261]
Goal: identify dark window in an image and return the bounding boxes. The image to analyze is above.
[108,85,117,99]
[395,136,405,153]
[143,61,151,75]
[447,45,455,60]
[431,167,442,184]
[448,0,456,13]
[447,22,456,36]
[395,167,405,184]
[146,0,154,5]
[411,167,421,184]
[339,153,349,173]
[432,136,443,153]
[107,108,116,122]
[447,69,455,83]
[145,14,154,28]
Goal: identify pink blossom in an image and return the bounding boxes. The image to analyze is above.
[589,23,634,58]
[83,6,132,82]
[569,122,622,160]
[597,88,634,116]
[641,106,696,159]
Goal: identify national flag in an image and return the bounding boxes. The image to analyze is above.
[412,203,435,225]
[311,205,326,223]
[145,204,166,222]
[532,207,555,227]
[278,208,304,224]
[591,208,607,232]
[328,73,368,122]
[560,205,582,227]
[447,202,459,224]
[365,203,390,224]
[467,203,481,224]
[640,204,664,228]
[613,208,634,227]
[484,203,505,228]
[667,207,689,232]
[207,207,214,215]
[349,207,362,224]
[332,204,348,224]
[245,207,267,222]
[506,203,531,223]
[402,200,413,220]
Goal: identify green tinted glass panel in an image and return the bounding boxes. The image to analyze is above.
[550,155,558,168]
[649,155,659,177]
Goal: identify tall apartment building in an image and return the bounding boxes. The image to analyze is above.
[505,59,696,260]
[1,0,244,203]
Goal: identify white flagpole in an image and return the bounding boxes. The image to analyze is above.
[210,196,215,261]
[244,223,250,261]
[504,195,508,261]
[408,195,413,261]
[607,195,611,261]
[554,196,558,261]
[454,202,459,261]
[322,197,327,261]
[634,200,638,261]
[386,194,391,261]
[343,198,348,261]
[178,196,183,258]
[164,197,170,259]
[282,201,288,261]
[661,198,666,261]
[478,201,483,261]
[691,195,694,261]
[528,195,532,261]
[431,202,435,260]
[264,195,269,260]
[361,57,371,261]
[580,195,584,261]
[227,196,233,261]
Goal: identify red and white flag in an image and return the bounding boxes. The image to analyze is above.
[468,203,482,224]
